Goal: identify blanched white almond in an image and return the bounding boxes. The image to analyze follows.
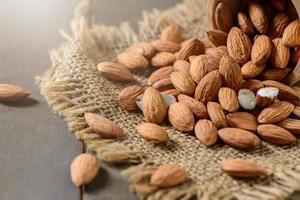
[238,89,256,110]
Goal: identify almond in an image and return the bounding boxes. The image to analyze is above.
[118,85,144,111]
[168,102,195,132]
[0,84,30,102]
[152,77,174,92]
[194,70,222,103]
[241,61,265,79]
[251,35,272,66]
[269,13,290,39]
[178,94,208,119]
[219,55,243,91]
[248,2,269,34]
[270,38,290,69]
[70,153,100,187]
[128,42,156,59]
[189,55,208,83]
[218,87,239,112]
[136,123,169,143]
[268,0,286,11]
[195,119,218,146]
[237,12,255,35]
[226,112,258,132]
[214,2,234,32]
[84,113,124,138]
[147,66,174,85]
[151,40,181,53]
[258,101,294,123]
[282,20,300,47]
[143,87,167,124]
[161,25,183,44]
[262,80,299,101]
[176,38,204,61]
[207,102,228,129]
[259,67,290,81]
[173,60,190,75]
[97,62,134,82]
[117,52,149,71]
[241,79,264,92]
[277,118,300,134]
[206,30,228,47]
[150,164,187,187]
[238,89,256,110]
[257,124,296,145]
[218,128,260,149]
[170,72,196,96]
[292,86,300,98]
[227,27,252,64]
[206,46,229,72]
[162,89,181,97]
[256,87,279,107]
[151,52,176,68]
[221,159,265,178]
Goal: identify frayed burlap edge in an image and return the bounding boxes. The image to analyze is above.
[36,0,300,199]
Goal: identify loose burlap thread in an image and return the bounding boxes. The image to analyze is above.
[37,0,300,199]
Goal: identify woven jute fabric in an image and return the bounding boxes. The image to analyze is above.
[37,0,300,199]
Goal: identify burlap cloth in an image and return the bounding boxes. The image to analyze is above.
[37,0,300,199]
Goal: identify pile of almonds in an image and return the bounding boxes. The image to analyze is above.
[83,0,300,187]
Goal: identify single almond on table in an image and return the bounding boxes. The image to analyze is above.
[161,25,183,44]
[147,66,174,85]
[97,62,134,82]
[270,38,290,69]
[143,87,167,124]
[84,113,124,138]
[241,61,265,79]
[237,12,255,35]
[151,40,181,53]
[207,102,228,129]
[195,119,218,146]
[170,72,196,96]
[251,35,272,66]
[257,124,296,145]
[70,153,100,187]
[151,52,176,68]
[206,30,228,47]
[259,67,290,81]
[221,159,265,178]
[269,13,289,39]
[258,101,294,123]
[152,77,174,91]
[277,118,300,134]
[241,79,264,92]
[238,89,256,110]
[262,80,299,101]
[218,87,239,112]
[194,70,222,103]
[168,102,195,132]
[118,85,144,111]
[150,164,187,188]
[136,123,169,143]
[128,42,156,59]
[248,2,269,34]
[0,84,30,102]
[162,89,181,97]
[189,55,208,83]
[178,94,208,119]
[256,87,279,107]
[226,112,258,132]
[214,2,234,33]
[117,52,149,71]
[173,60,190,75]
[268,0,286,11]
[176,38,204,61]
[282,20,300,47]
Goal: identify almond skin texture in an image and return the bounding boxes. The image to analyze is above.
[84,113,124,138]
[168,102,195,132]
[251,35,272,66]
[0,84,31,102]
[207,102,228,129]
[128,42,156,59]
[195,119,218,146]
[151,40,181,53]
[248,2,269,34]
[259,68,290,81]
[151,52,176,68]
[150,164,187,188]
[97,62,134,82]
[221,159,265,178]
[269,13,290,39]
[277,118,300,134]
[237,12,255,35]
[258,101,294,124]
[227,27,252,64]
[206,30,228,47]
[152,78,174,92]
[189,55,208,83]
[215,2,234,33]
[143,87,167,124]
[283,20,300,47]
[118,85,144,111]
[178,94,208,119]
[147,66,174,85]
[173,60,190,75]
[257,124,296,145]
[226,112,258,132]
[194,70,222,103]
[241,61,265,79]
[241,79,264,92]
[162,89,181,97]
[176,38,205,61]
[270,38,290,69]
[219,55,243,91]
[161,25,183,44]
[70,153,100,187]
[170,72,196,96]
[218,87,239,112]
[117,52,149,71]
[263,80,299,101]
[218,128,260,150]
[136,123,169,143]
